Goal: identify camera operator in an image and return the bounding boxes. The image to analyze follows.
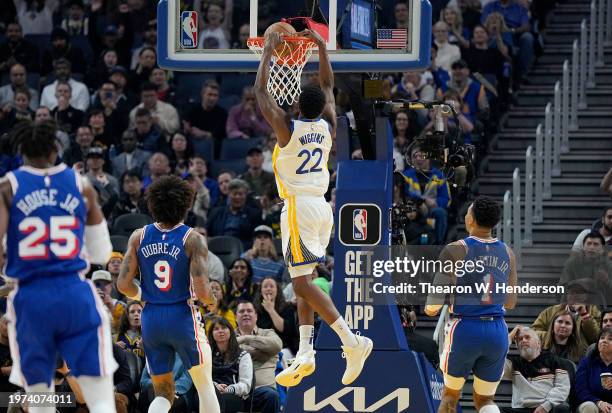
[392,172,436,245]
[401,146,450,244]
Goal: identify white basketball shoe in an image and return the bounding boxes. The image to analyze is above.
[341,335,374,385]
[275,349,316,387]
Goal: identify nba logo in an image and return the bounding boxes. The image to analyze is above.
[181,11,198,48]
[353,209,367,240]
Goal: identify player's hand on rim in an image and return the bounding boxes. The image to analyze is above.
[264,31,283,52]
[296,29,326,48]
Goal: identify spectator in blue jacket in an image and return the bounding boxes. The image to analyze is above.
[576,327,612,413]
[207,179,263,249]
[402,145,450,243]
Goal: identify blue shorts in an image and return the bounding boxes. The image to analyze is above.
[7,276,117,387]
[141,301,210,376]
[440,317,508,382]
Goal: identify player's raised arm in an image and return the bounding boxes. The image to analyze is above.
[301,29,337,139]
[504,246,518,310]
[117,229,143,301]
[254,32,291,146]
[185,230,216,307]
[81,176,113,265]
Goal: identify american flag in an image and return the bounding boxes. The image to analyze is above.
[376,29,408,49]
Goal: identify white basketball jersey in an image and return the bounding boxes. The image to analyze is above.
[273,118,332,199]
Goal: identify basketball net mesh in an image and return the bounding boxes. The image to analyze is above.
[247,38,317,106]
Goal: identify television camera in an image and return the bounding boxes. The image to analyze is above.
[375,99,475,188]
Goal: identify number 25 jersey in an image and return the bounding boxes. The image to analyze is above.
[137,223,194,304]
[6,164,88,282]
[272,118,332,199]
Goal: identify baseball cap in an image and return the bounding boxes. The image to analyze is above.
[109,252,124,261]
[253,225,274,238]
[451,59,468,69]
[92,270,112,283]
[247,147,263,156]
[86,146,105,158]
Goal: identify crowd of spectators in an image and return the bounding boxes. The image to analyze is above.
[499,198,612,413]
[0,0,565,411]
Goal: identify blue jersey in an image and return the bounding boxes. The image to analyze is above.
[451,236,510,318]
[137,223,194,304]
[5,164,88,282]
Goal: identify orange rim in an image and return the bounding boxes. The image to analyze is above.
[246,36,317,48]
[247,36,317,66]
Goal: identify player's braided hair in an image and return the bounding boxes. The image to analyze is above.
[298,85,326,119]
[471,196,501,229]
[10,120,57,160]
[146,175,195,226]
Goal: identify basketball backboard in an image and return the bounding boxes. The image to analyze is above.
[157,0,431,72]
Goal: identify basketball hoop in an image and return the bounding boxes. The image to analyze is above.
[247,36,317,106]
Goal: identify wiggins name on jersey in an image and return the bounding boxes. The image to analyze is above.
[272,118,332,199]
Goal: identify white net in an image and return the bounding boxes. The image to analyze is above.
[247,37,317,106]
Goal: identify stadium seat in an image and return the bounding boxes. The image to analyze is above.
[123,349,144,394]
[192,138,214,161]
[174,72,219,104]
[218,94,241,111]
[237,368,257,413]
[220,73,256,97]
[111,213,153,237]
[209,159,248,178]
[273,238,283,257]
[208,236,244,269]
[24,34,51,66]
[70,35,94,64]
[110,235,129,253]
[558,358,577,410]
[219,137,262,160]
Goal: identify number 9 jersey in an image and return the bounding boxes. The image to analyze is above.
[272,118,332,199]
[5,165,88,282]
[137,223,194,304]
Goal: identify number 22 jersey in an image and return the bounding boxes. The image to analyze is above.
[272,118,332,199]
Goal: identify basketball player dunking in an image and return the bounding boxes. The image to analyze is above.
[425,196,518,413]
[254,29,373,387]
